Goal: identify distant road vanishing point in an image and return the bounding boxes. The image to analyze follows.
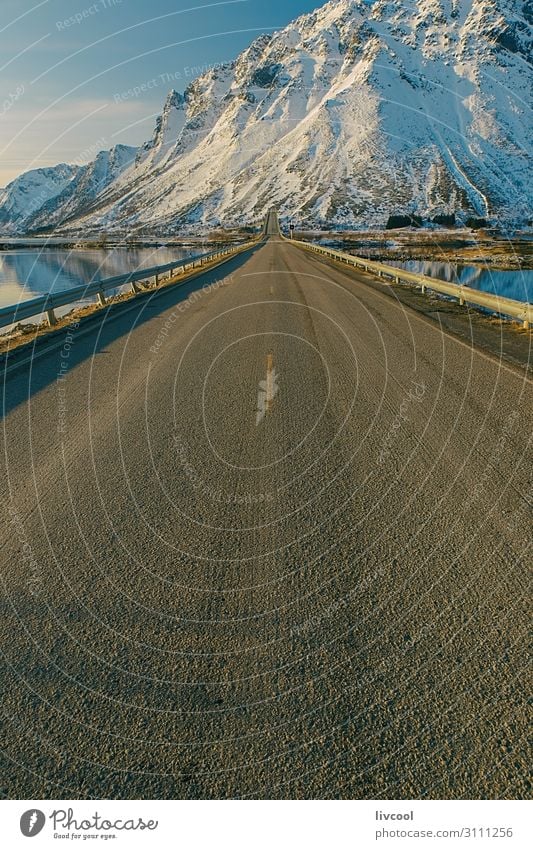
[1,211,530,799]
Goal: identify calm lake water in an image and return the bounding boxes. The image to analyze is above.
[0,246,203,308]
[385,260,532,304]
[2,248,531,312]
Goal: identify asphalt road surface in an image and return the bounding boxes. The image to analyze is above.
[1,231,531,800]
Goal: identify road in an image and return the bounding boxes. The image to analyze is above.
[1,224,531,800]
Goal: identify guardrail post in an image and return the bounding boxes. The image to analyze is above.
[286,239,529,329]
[0,240,263,332]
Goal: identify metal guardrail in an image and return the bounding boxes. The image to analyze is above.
[0,238,261,331]
[292,239,532,329]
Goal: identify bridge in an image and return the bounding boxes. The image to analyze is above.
[0,210,530,799]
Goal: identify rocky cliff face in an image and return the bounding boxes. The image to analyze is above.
[1,0,531,233]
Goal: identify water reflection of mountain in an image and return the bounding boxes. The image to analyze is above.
[389,260,532,304]
[0,247,200,306]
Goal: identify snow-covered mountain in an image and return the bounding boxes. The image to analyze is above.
[26,145,138,232]
[0,145,137,234]
[1,0,531,233]
[0,163,80,232]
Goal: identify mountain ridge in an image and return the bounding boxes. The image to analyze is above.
[1,0,531,233]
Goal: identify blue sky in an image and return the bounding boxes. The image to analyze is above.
[0,0,322,186]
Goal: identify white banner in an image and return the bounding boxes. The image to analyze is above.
[0,799,531,848]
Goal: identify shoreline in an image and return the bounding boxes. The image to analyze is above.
[2,228,531,269]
